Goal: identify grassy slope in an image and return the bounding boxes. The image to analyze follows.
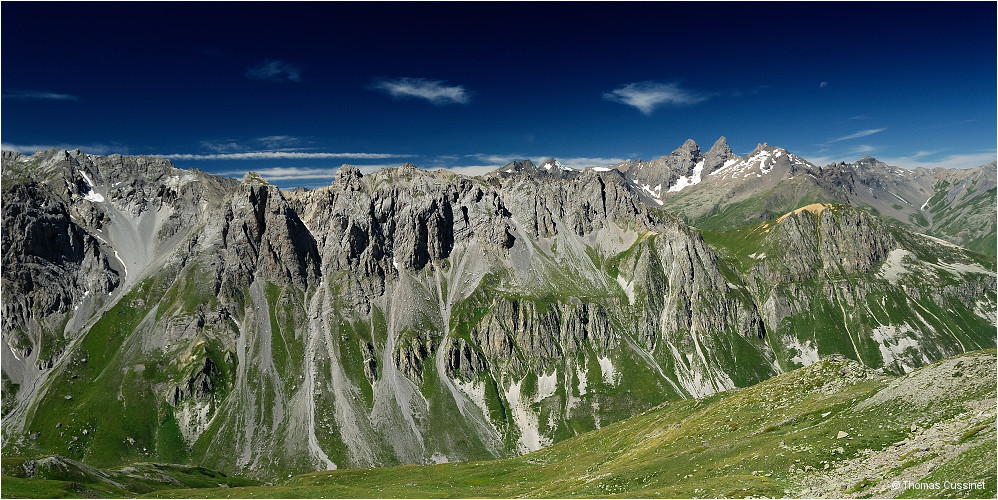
[129,349,995,499]
[664,177,828,232]
[926,183,997,257]
[1,459,259,498]
[700,206,996,375]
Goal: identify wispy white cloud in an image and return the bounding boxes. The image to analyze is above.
[1,142,126,155]
[199,139,242,153]
[246,59,302,82]
[218,167,341,181]
[222,165,397,179]
[462,153,525,165]
[917,119,977,130]
[200,136,306,153]
[160,151,412,161]
[2,89,78,100]
[878,151,996,170]
[827,128,886,143]
[214,164,411,189]
[369,77,471,105]
[254,135,303,148]
[602,81,708,115]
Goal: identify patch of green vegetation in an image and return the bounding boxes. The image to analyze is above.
[0,474,112,498]
[11,350,993,499]
[959,423,989,443]
[158,262,219,322]
[908,211,929,227]
[15,273,177,467]
[1,157,41,186]
[1,457,261,498]
[2,372,20,417]
[845,478,879,494]
[673,182,827,232]
[242,172,269,185]
[700,221,774,273]
[899,439,996,498]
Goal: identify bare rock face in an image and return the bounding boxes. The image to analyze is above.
[703,136,736,171]
[170,357,222,406]
[1,176,119,370]
[445,337,487,381]
[219,183,320,288]
[750,208,896,291]
[394,330,440,384]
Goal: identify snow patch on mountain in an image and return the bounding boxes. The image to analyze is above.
[668,159,705,193]
[710,149,781,179]
[455,379,489,419]
[504,377,551,453]
[640,183,664,205]
[541,160,573,172]
[79,170,105,202]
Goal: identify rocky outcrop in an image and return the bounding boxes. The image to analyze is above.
[170,357,222,405]
[1,180,119,367]
[445,337,487,381]
[394,330,440,384]
[751,208,896,291]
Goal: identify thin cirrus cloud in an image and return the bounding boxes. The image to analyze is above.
[369,77,471,105]
[1,142,125,155]
[879,151,997,170]
[602,81,708,115]
[199,136,306,153]
[160,151,412,161]
[245,59,302,82]
[827,128,886,143]
[2,89,79,100]
[216,166,398,181]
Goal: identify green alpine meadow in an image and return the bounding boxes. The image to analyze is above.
[2,142,995,498]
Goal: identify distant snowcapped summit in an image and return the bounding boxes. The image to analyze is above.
[489,158,578,180]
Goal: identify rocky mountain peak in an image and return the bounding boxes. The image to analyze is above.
[398,162,419,176]
[702,136,737,174]
[539,158,571,171]
[242,171,269,186]
[337,164,364,190]
[501,159,536,172]
[706,136,731,156]
[853,156,889,169]
[490,159,579,181]
[671,139,701,159]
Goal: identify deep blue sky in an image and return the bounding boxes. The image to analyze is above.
[3,2,995,188]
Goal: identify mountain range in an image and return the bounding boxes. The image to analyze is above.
[1,141,994,484]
